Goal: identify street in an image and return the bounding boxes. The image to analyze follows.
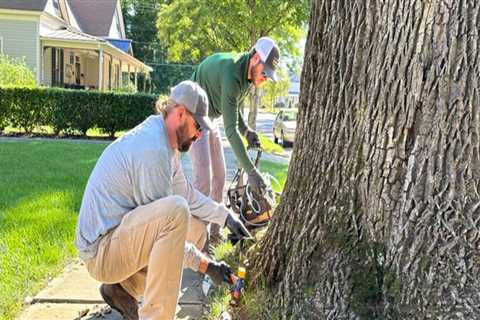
[219,110,294,159]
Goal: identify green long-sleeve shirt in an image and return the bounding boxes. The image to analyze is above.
[191,52,254,173]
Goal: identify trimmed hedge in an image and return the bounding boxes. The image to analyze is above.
[0,87,158,136]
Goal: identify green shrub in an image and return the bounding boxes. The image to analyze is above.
[0,88,11,131]
[7,87,50,133]
[0,54,36,87]
[94,91,156,137]
[0,87,157,135]
[48,88,99,135]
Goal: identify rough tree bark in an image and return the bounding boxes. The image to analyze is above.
[251,1,480,319]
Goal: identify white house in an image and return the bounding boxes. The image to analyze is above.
[0,0,152,91]
[276,74,300,108]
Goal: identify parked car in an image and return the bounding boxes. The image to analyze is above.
[273,109,298,147]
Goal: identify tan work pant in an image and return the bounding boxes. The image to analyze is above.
[85,195,207,320]
[188,122,226,238]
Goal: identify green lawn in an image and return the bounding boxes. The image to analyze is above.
[0,140,107,320]
[4,126,284,155]
[258,159,288,193]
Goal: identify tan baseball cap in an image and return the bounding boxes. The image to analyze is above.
[170,80,213,131]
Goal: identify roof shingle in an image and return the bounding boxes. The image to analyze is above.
[67,0,117,37]
[0,0,48,11]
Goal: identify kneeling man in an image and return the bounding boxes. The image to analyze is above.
[75,80,250,320]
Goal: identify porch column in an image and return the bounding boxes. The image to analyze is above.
[40,46,46,84]
[127,64,131,87]
[98,48,104,90]
[143,71,147,92]
[118,60,122,89]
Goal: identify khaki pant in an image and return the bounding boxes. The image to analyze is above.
[188,122,226,238]
[85,195,207,320]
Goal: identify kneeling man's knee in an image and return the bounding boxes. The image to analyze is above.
[169,195,189,225]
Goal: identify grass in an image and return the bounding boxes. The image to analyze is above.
[0,140,107,320]
[3,127,283,155]
[258,159,288,194]
[258,134,284,155]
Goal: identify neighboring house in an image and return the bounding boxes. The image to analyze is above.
[0,0,152,91]
[276,74,300,108]
[287,77,300,107]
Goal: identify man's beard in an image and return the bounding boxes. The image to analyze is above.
[178,140,192,152]
[176,123,193,152]
[250,62,261,84]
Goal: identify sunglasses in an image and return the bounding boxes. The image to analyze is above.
[186,109,202,133]
[258,60,273,79]
[194,119,202,133]
[190,125,202,142]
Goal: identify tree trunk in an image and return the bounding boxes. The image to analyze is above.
[248,87,262,129]
[251,1,480,319]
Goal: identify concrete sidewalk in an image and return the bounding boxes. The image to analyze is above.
[19,259,207,320]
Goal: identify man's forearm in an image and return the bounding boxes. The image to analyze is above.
[225,127,255,173]
[237,110,248,135]
[184,242,208,272]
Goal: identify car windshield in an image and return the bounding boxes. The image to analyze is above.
[283,111,297,121]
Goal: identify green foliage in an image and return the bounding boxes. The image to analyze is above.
[151,64,195,94]
[112,82,137,94]
[0,140,107,320]
[5,87,50,133]
[48,88,99,135]
[157,0,310,63]
[0,87,157,136]
[0,54,36,88]
[262,68,290,111]
[121,0,166,63]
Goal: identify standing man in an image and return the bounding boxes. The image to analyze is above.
[75,81,251,320]
[189,37,280,243]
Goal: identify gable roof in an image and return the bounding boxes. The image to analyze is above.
[0,0,48,11]
[67,0,117,37]
[105,38,132,53]
[40,25,105,43]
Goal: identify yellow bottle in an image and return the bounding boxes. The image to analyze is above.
[230,267,246,305]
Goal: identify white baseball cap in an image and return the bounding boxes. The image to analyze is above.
[254,37,280,81]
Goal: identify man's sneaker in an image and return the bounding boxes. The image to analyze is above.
[100,283,139,320]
